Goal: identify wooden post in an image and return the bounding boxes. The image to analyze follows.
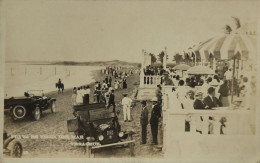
[129,133,135,157]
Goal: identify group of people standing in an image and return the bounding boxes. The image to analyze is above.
[140,100,162,145]
[71,86,90,105]
[143,65,165,76]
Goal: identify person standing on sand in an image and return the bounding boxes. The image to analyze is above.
[123,78,127,89]
[121,93,132,122]
[83,86,90,105]
[140,101,148,144]
[114,80,119,90]
[71,87,77,106]
[105,76,109,84]
[109,77,112,86]
[76,87,83,104]
[107,89,116,113]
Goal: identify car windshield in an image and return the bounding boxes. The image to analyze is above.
[27,90,44,97]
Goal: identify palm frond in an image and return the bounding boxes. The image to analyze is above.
[232,17,241,29]
[224,25,232,34]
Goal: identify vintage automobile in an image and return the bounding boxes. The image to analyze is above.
[3,130,23,158]
[4,90,56,121]
[67,103,135,157]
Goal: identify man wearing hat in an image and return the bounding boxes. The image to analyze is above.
[150,101,161,145]
[121,93,132,122]
[194,91,208,109]
[140,101,148,144]
[203,87,222,109]
[107,89,116,113]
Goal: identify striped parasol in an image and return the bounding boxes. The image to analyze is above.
[193,33,257,61]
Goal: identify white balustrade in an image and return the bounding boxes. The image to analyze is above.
[161,91,256,158]
[140,74,163,88]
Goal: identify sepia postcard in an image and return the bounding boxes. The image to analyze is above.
[0,0,260,163]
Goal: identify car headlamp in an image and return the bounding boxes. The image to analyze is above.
[118,131,124,137]
[98,135,104,141]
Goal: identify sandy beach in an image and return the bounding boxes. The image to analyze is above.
[4,67,163,158]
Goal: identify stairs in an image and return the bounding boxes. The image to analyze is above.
[136,88,157,101]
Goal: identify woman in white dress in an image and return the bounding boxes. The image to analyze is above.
[71,87,77,106]
[114,80,119,90]
[76,87,83,104]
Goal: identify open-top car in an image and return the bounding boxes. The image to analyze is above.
[67,103,135,157]
[4,90,56,121]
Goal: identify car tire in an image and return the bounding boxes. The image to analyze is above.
[12,105,27,121]
[33,107,41,121]
[51,101,56,113]
[9,140,23,158]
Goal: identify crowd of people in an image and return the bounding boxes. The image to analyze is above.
[71,66,136,122]
[71,85,90,105]
[143,65,165,76]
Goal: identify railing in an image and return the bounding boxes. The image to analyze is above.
[139,74,163,88]
[161,93,256,158]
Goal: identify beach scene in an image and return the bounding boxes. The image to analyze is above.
[5,63,103,97]
[2,0,259,162]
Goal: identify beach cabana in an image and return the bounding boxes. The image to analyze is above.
[193,32,256,71]
[192,26,257,101]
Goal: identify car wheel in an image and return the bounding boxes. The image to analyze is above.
[9,141,23,158]
[51,101,56,113]
[33,107,41,121]
[12,105,27,120]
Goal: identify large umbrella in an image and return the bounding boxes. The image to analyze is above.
[187,65,215,75]
[193,33,256,61]
[173,64,191,71]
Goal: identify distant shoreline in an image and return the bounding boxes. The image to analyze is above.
[5,60,141,67]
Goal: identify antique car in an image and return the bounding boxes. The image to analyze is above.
[4,90,56,121]
[3,130,23,158]
[67,103,135,157]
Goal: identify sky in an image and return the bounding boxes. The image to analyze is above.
[4,0,260,63]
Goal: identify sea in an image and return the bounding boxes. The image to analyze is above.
[4,63,103,97]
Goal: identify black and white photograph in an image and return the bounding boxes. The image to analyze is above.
[0,0,259,162]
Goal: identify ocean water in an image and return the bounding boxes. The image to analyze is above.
[4,63,103,97]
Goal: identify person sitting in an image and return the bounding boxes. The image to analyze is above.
[190,77,197,88]
[182,90,195,110]
[211,75,221,86]
[185,78,191,87]
[193,92,208,109]
[193,91,208,133]
[203,87,222,109]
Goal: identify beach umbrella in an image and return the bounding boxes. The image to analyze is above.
[193,33,256,61]
[173,64,191,71]
[187,65,215,75]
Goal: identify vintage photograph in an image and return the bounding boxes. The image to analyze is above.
[1,0,259,162]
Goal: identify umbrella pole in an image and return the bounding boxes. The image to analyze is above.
[231,57,236,102]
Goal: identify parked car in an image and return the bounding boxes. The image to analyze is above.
[3,130,23,158]
[67,103,135,157]
[4,90,56,121]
